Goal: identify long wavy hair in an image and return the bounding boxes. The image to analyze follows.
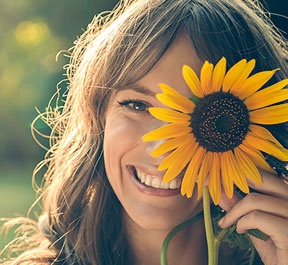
[2,0,287,264]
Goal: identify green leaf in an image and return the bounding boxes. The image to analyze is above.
[247,229,270,241]
[189,95,200,104]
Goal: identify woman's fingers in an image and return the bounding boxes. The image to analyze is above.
[219,193,288,265]
[236,210,288,236]
[236,211,288,265]
[217,167,288,265]
[247,168,288,200]
[218,192,288,228]
[219,167,288,213]
[245,236,277,265]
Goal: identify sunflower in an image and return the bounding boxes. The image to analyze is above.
[142,57,288,205]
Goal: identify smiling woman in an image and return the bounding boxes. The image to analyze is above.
[104,34,205,235]
[2,0,288,265]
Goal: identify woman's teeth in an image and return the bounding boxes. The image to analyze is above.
[135,169,181,189]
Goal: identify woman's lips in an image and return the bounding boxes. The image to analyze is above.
[127,165,182,197]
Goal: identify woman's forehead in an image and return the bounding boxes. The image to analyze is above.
[137,31,203,97]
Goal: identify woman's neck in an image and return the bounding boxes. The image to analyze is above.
[124,213,208,265]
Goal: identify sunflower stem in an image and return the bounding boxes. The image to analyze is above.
[160,211,203,265]
[215,227,230,242]
[214,239,220,264]
[249,245,256,265]
[203,186,218,265]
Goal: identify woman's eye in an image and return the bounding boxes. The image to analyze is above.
[118,100,149,112]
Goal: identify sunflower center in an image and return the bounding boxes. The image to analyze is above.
[190,92,249,152]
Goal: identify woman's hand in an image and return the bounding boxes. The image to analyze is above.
[218,169,288,265]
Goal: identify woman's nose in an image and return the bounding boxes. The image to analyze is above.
[144,120,171,163]
[146,138,166,156]
[145,138,173,166]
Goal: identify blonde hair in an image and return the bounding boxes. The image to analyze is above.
[2,0,287,264]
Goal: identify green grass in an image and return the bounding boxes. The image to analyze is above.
[0,167,41,257]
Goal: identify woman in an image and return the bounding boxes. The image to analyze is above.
[2,0,288,264]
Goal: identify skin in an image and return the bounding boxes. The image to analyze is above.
[219,170,288,265]
[104,31,207,265]
[104,30,288,265]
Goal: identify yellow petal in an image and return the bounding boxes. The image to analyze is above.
[226,59,256,96]
[249,124,284,149]
[208,152,221,205]
[158,83,195,113]
[249,103,288,124]
[238,69,279,100]
[152,134,195,157]
[181,145,205,198]
[160,141,198,171]
[245,79,288,110]
[200,62,214,94]
[162,143,195,182]
[222,59,247,92]
[158,83,180,95]
[234,147,262,184]
[197,151,213,199]
[156,94,194,113]
[244,132,288,161]
[211,57,226,93]
[142,123,191,141]
[149,108,191,123]
[226,150,249,194]
[249,79,288,95]
[245,89,288,110]
[182,65,203,98]
[239,143,275,174]
[229,59,256,95]
[221,151,234,199]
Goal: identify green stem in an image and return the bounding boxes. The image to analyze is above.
[214,239,220,264]
[248,236,256,265]
[203,186,218,265]
[215,227,230,242]
[161,211,203,265]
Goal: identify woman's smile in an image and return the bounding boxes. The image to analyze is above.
[127,165,182,196]
[103,32,203,231]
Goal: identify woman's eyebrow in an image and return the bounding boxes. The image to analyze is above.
[117,84,156,97]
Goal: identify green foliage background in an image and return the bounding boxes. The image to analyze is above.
[0,0,286,257]
[0,0,118,171]
[0,0,118,254]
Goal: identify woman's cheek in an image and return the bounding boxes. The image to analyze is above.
[105,113,148,146]
[103,112,152,195]
[104,112,150,170]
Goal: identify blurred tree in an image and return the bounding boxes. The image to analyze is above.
[0,0,118,172]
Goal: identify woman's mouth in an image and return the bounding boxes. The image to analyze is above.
[135,167,181,189]
[127,166,182,196]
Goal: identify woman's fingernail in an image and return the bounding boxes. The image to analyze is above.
[218,217,225,227]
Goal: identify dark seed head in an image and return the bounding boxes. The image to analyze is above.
[190,92,249,152]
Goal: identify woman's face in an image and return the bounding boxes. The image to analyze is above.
[104,32,204,230]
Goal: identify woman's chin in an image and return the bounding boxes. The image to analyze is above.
[123,199,203,232]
